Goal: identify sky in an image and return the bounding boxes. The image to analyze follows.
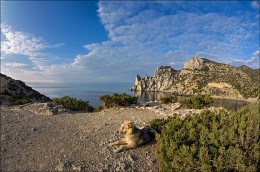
[1,1,259,86]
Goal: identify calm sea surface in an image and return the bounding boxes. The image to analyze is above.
[34,84,248,111]
[33,83,133,107]
[134,91,248,111]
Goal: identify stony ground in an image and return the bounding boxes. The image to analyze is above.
[1,105,165,172]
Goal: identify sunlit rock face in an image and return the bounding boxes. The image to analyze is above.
[131,66,178,92]
[131,57,259,100]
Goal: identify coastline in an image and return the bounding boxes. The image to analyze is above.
[1,95,257,171]
[210,95,259,103]
[133,90,259,103]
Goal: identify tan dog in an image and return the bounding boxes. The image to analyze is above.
[108,121,155,153]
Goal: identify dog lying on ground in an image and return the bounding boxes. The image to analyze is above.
[108,120,155,153]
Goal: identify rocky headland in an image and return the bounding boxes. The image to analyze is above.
[0,73,50,105]
[131,57,259,101]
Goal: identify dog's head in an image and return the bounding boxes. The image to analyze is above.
[118,120,135,135]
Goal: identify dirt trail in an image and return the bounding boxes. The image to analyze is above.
[1,105,164,172]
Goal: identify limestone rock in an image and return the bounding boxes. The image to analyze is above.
[144,101,160,107]
[131,57,259,100]
[171,103,181,110]
[131,66,179,92]
[183,57,204,70]
[22,103,65,115]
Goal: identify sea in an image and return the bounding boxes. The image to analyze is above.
[33,83,248,111]
[33,83,133,108]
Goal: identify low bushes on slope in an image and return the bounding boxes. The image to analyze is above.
[9,93,31,105]
[181,94,214,109]
[100,93,138,108]
[52,96,94,112]
[159,95,178,104]
[150,104,259,171]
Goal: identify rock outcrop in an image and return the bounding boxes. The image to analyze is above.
[21,103,65,115]
[136,101,227,118]
[0,73,50,105]
[131,57,259,100]
[131,66,179,92]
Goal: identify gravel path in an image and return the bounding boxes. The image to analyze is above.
[1,105,164,172]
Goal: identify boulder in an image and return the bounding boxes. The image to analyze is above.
[22,102,65,115]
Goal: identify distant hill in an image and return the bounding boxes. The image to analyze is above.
[0,73,50,105]
[131,57,259,100]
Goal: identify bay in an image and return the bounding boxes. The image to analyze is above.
[134,91,248,111]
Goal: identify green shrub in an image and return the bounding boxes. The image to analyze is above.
[100,93,138,108]
[7,82,18,91]
[0,90,11,96]
[151,104,259,171]
[150,118,173,134]
[181,94,214,109]
[9,93,31,105]
[52,96,94,112]
[93,106,104,112]
[159,95,178,104]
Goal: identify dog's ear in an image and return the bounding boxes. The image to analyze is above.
[127,122,133,129]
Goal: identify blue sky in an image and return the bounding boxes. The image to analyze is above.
[1,1,259,86]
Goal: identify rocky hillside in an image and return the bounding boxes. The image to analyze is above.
[0,73,50,105]
[131,57,259,100]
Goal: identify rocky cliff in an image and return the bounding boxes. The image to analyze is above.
[131,66,179,92]
[0,73,50,105]
[131,57,259,100]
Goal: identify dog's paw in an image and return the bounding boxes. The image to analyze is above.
[114,149,122,153]
[108,143,114,147]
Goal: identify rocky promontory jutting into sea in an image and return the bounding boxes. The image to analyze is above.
[131,57,259,101]
[0,73,50,105]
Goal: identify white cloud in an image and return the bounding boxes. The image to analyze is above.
[251,1,260,10]
[56,1,259,86]
[227,48,260,68]
[48,43,65,48]
[1,23,65,71]
[1,23,47,57]
[5,62,28,68]
[72,1,258,75]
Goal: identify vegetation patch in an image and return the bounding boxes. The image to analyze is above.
[150,104,259,171]
[52,96,94,112]
[93,106,104,112]
[181,94,214,109]
[9,94,31,105]
[159,95,178,104]
[0,90,11,96]
[100,93,138,108]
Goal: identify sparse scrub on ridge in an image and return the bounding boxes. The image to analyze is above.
[159,95,178,104]
[9,93,31,105]
[181,94,214,109]
[52,96,94,112]
[100,93,138,108]
[150,104,260,171]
